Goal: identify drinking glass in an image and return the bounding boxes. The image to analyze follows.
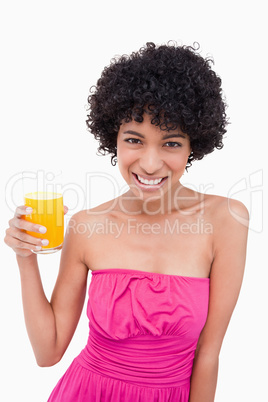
[22,170,64,254]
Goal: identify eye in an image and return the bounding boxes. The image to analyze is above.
[164,142,182,148]
[124,138,142,144]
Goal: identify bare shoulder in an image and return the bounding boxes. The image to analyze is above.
[203,193,249,226]
[178,186,249,223]
[65,198,120,247]
[202,194,249,260]
[69,198,118,224]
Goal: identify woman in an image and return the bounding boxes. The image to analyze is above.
[5,42,249,401]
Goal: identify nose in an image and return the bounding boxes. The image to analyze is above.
[139,148,164,174]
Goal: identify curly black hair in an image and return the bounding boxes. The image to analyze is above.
[86,41,228,169]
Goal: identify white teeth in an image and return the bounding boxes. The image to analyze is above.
[137,174,163,185]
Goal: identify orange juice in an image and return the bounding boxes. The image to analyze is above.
[24,192,64,253]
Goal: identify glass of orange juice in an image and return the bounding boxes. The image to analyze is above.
[22,171,64,254]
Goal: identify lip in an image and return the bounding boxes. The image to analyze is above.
[134,173,166,181]
[132,172,168,192]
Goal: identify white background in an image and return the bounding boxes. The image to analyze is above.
[1,0,267,401]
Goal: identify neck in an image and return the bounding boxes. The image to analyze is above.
[119,182,186,217]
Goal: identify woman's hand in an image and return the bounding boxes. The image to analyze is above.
[4,205,69,258]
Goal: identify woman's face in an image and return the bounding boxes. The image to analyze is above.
[116,113,191,204]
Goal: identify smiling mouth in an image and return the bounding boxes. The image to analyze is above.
[132,173,168,189]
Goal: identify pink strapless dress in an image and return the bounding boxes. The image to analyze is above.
[48,269,210,401]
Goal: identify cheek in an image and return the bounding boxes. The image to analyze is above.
[116,147,134,172]
[167,154,188,173]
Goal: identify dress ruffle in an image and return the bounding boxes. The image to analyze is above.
[48,359,190,402]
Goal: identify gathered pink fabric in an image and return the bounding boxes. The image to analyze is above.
[48,268,210,401]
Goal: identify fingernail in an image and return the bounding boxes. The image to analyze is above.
[41,239,49,246]
[39,226,47,234]
[26,207,33,213]
[35,246,42,251]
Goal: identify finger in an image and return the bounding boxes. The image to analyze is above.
[15,205,33,218]
[4,231,35,257]
[9,217,47,234]
[6,227,48,247]
[5,228,49,252]
[13,239,43,252]
[64,205,68,215]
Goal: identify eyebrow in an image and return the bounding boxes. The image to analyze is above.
[123,130,186,140]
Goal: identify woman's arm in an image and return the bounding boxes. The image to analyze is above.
[5,208,89,367]
[189,198,249,401]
